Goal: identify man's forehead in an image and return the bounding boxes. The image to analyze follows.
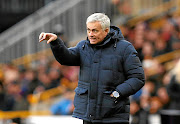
[87,22,102,29]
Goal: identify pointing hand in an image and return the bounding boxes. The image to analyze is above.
[39,32,57,44]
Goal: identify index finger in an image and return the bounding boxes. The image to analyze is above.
[39,32,45,42]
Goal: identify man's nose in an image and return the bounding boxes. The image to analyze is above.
[89,31,94,36]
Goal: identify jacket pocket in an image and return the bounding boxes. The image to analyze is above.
[74,87,88,95]
[73,87,88,115]
[100,90,126,118]
[100,90,117,118]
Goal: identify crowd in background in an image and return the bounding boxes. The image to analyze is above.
[0,1,179,124]
[0,57,79,112]
[122,14,180,124]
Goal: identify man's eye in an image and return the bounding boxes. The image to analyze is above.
[93,30,98,33]
[87,29,98,33]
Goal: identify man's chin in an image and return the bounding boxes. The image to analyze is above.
[90,41,97,44]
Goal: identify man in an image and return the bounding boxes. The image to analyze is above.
[39,13,145,124]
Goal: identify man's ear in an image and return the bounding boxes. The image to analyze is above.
[105,28,109,34]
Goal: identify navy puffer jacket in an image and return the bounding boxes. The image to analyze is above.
[50,26,145,123]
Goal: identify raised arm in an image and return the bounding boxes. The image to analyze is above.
[39,32,80,66]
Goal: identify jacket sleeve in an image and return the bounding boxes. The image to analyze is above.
[50,38,80,66]
[116,44,145,97]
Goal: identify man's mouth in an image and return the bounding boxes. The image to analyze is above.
[90,37,96,40]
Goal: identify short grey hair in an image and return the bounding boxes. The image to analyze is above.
[86,13,110,31]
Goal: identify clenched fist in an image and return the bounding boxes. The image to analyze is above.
[39,32,58,44]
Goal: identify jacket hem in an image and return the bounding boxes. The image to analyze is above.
[72,114,129,123]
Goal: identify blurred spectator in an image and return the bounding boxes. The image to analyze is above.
[142,42,154,60]
[60,66,79,90]
[157,87,170,109]
[3,82,16,111]
[162,72,171,86]
[3,64,20,85]
[20,69,39,96]
[0,81,5,110]
[48,68,61,88]
[169,20,180,50]
[149,96,162,114]
[160,18,173,43]
[118,0,132,15]
[50,89,75,115]
[12,81,29,112]
[4,81,29,111]
[144,28,159,43]
[138,95,150,124]
[49,60,62,70]
[36,72,52,91]
[133,22,146,61]
[153,37,169,57]
[167,59,180,109]
[143,80,155,96]
[130,101,140,124]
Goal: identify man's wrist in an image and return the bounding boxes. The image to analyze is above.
[112,91,120,98]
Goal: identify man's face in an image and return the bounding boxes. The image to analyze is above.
[87,21,109,44]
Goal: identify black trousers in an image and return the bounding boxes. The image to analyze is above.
[83,120,129,124]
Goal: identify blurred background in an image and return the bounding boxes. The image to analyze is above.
[0,0,180,124]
